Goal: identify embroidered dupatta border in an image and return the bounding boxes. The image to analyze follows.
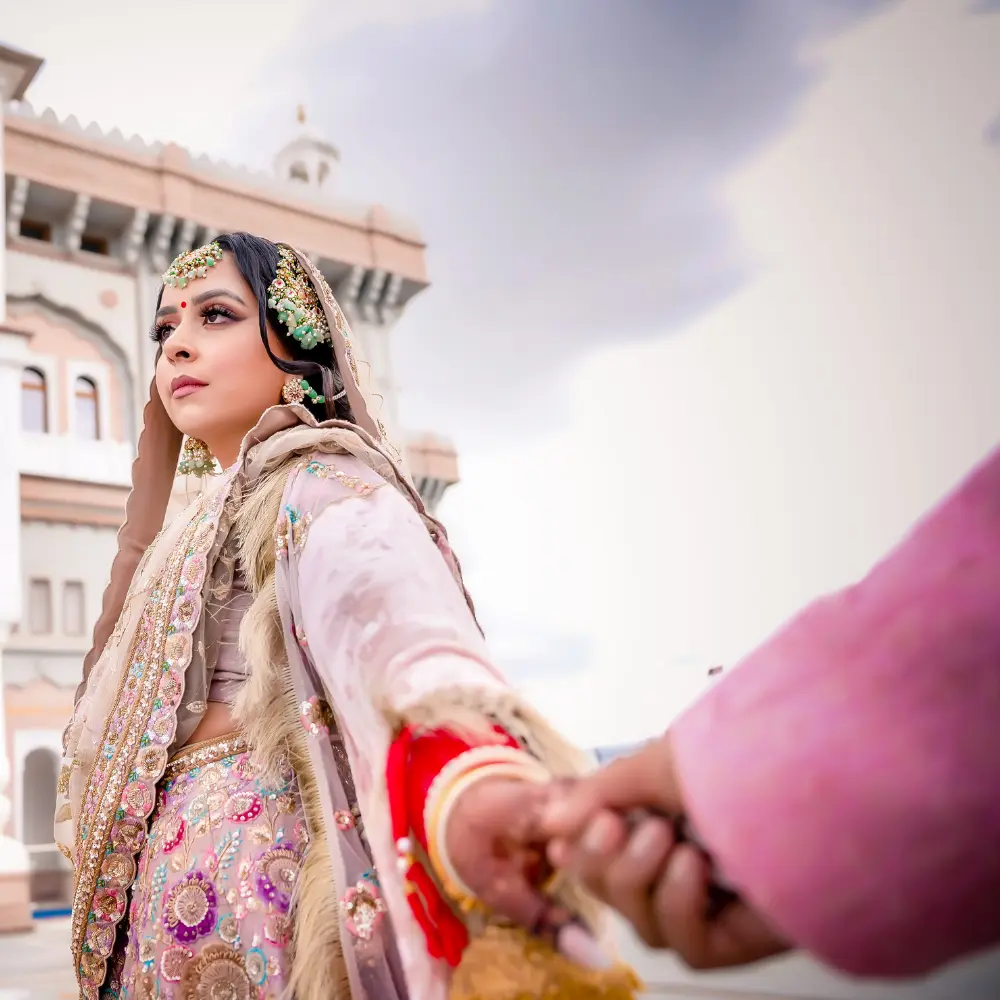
[70,480,231,999]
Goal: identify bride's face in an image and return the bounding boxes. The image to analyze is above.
[153,254,290,462]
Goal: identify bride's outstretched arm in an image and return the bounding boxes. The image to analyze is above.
[283,454,605,968]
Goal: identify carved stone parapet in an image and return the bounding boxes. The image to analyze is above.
[122,208,150,265]
[174,217,198,256]
[64,191,91,252]
[360,268,387,323]
[5,176,29,239]
[149,213,177,271]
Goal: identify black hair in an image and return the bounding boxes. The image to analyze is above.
[152,231,355,423]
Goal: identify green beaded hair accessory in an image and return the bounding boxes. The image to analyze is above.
[267,247,331,350]
[162,242,223,288]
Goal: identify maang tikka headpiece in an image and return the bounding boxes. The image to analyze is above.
[161,243,331,353]
[267,247,331,350]
[162,241,223,288]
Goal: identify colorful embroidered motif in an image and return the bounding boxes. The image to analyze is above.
[334,810,355,831]
[68,475,235,999]
[274,505,311,560]
[163,872,217,943]
[179,944,252,1000]
[341,881,386,941]
[299,458,379,497]
[113,739,306,997]
[300,695,335,737]
[254,847,301,912]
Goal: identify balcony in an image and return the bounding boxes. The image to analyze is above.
[406,432,459,513]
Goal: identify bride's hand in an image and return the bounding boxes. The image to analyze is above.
[443,776,608,966]
[445,775,552,923]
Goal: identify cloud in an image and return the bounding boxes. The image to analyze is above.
[2,0,502,158]
[8,0,994,750]
[439,0,1000,746]
[244,0,893,441]
[4,0,890,445]
[2,0,317,157]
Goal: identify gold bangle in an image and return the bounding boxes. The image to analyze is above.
[427,757,551,910]
[424,748,551,862]
[423,744,546,844]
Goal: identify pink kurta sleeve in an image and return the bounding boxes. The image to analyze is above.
[670,445,1000,977]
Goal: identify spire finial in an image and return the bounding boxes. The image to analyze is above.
[296,104,306,125]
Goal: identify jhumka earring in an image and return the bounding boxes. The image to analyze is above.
[177,437,217,477]
[281,376,326,406]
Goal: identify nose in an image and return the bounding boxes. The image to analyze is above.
[161,321,198,364]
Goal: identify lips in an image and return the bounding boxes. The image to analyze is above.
[171,375,207,398]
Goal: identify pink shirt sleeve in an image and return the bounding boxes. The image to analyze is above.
[670,445,1000,978]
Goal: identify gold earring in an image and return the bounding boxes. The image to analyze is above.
[177,437,217,477]
[281,375,325,406]
[281,376,304,405]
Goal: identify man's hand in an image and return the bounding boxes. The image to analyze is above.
[540,733,790,969]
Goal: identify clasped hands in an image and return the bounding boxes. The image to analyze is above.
[445,731,789,971]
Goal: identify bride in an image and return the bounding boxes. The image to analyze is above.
[56,232,637,1000]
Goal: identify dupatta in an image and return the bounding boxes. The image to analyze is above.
[54,246,433,998]
[55,243,621,1000]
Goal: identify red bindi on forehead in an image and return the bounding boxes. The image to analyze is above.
[180,301,187,308]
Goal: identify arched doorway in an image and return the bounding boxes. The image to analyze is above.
[22,747,69,904]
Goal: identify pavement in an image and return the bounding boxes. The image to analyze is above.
[1,915,998,1000]
[0,918,75,1000]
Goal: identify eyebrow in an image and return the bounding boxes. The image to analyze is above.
[155,288,248,319]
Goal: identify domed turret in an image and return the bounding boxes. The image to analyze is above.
[273,106,341,195]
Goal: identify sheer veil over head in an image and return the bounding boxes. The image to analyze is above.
[77,242,406,693]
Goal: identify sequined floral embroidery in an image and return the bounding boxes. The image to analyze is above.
[274,504,311,559]
[264,913,292,947]
[179,944,252,1000]
[255,848,300,913]
[112,740,305,999]
[299,458,379,497]
[300,694,335,736]
[160,944,192,982]
[69,477,232,998]
[334,810,354,831]
[341,881,386,941]
[163,872,217,943]
[224,791,263,824]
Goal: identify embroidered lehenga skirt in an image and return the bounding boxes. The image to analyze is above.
[101,735,308,1000]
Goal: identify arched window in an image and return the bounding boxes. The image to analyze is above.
[74,376,100,440]
[22,748,58,846]
[288,161,309,183]
[21,367,48,432]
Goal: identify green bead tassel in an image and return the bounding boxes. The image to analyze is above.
[299,378,325,405]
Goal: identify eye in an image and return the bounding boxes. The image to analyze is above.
[149,321,174,343]
[203,304,236,324]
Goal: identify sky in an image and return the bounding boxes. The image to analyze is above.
[4,0,999,745]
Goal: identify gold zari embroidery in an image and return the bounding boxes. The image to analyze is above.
[164,735,251,782]
[70,487,222,998]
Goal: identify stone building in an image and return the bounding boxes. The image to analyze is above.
[0,40,457,928]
